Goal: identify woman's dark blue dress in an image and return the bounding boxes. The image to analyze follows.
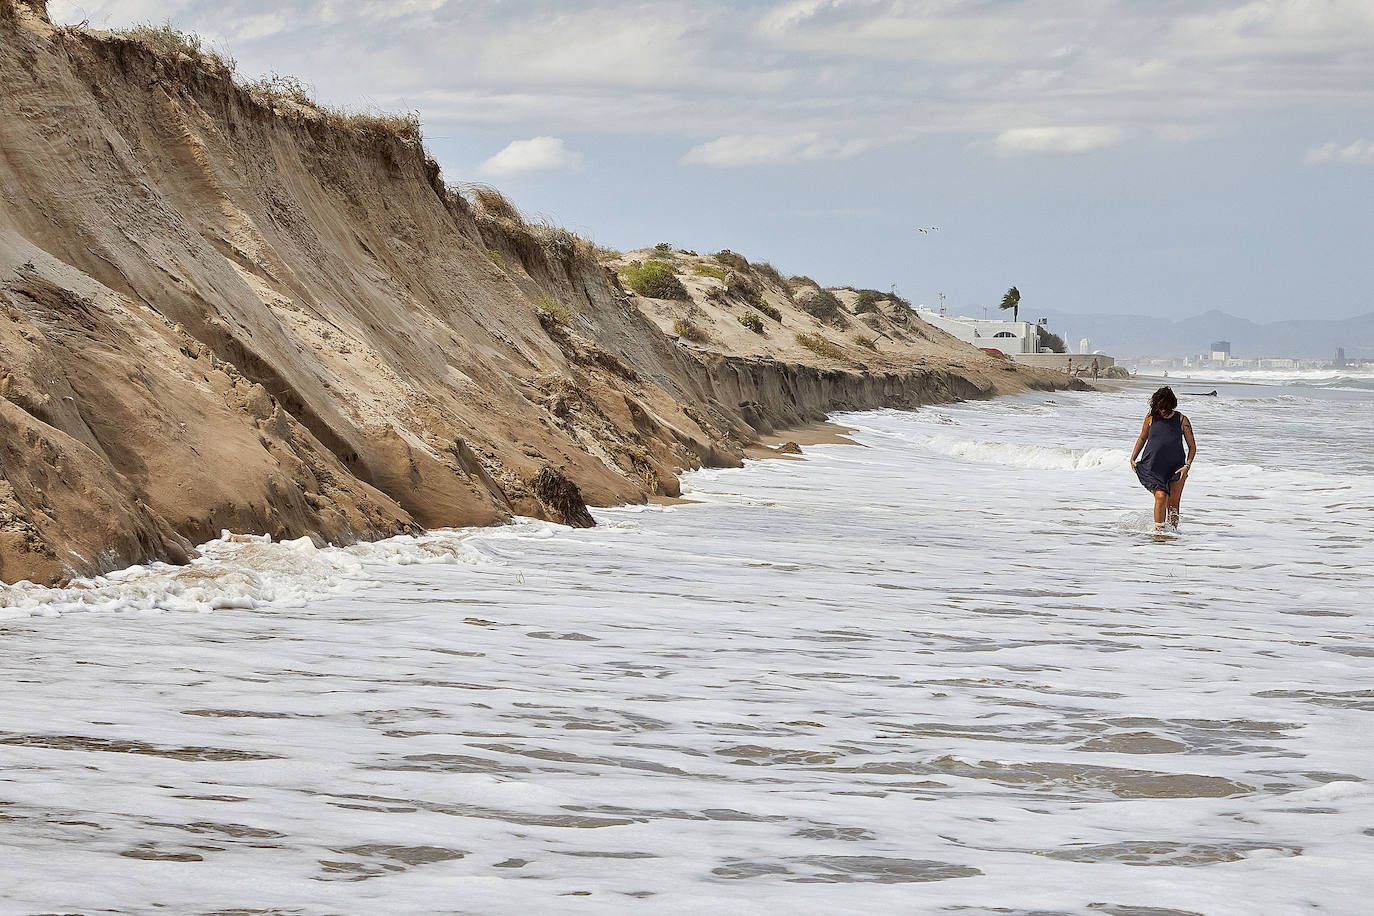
[1136,412,1186,493]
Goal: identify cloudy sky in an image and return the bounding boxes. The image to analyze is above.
[48,0,1374,322]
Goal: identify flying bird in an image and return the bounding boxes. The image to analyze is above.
[916,227,940,233]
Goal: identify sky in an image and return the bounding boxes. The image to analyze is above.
[45,0,1374,323]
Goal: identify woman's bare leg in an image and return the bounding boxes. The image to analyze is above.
[1152,489,1168,528]
[1168,477,1187,528]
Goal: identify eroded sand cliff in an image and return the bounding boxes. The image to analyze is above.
[0,0,1071,584]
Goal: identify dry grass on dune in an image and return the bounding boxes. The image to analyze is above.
[752,261,787,292]
[464,184,524,223]
[97,23,423,142]
[459,185,606,263]
[241,74,423,142]
[714,250,749,271]
[106,22,236,74]
[795,333,847,360]
[326,108,422,143]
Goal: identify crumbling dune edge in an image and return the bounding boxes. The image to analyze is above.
[0,1,1073,585]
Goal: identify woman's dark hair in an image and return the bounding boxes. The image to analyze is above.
[1150,386,1178,417]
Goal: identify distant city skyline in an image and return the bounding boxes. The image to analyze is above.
[48,0,1374,323]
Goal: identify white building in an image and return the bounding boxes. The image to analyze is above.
[915,308,1040,354]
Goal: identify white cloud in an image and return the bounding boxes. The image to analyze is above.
[48,0,193,25]
[479,136,581,176]
[41,0,1374,164]
[1304,140,1374,164]
[228,12,288,41]
[683,132,873,167]
[1170,0,1374,58]
[994,126,1128,155]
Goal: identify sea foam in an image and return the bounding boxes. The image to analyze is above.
[0,384,1370,915]
[0,524,515,618]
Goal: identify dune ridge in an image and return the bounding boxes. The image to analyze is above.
[0,0,1073,584]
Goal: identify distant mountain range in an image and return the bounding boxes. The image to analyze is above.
[1034,308,1374,360]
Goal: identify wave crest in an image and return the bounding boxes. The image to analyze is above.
[924,436,1130,471]
[0,525,506,619]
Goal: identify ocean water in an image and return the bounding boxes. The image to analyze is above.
[2,380,1371,915]
[1164,368,1374,393]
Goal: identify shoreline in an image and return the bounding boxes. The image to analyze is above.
[0,389,1080,609]
[0,388,1051,602]
[742,420,864,460]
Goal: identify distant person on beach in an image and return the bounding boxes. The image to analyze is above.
[1091,357,1099,380]
[1066,358,1072,375]
[1129,386,1197,530]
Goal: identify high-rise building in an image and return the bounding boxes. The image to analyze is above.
[1210,340,1231,361]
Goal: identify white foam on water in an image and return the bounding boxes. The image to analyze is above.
[0,523,528,619]
[1165,368,1374,391]
[923,435,1129,471]
[1,383,1371,915]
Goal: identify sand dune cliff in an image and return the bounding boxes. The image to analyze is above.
[0,0,1071,584]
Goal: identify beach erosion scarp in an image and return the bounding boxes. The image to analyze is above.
[0,0,1075,585]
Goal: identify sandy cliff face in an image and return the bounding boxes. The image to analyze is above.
[0,2,1069,584]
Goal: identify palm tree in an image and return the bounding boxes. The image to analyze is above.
[999,286,1021,323]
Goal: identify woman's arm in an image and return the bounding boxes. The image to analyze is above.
[1179,414,1197,476]
[1130,416,1151,468]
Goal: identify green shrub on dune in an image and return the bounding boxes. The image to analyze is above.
[738,312,765,333]
[536,294,574,325]
[799,287,848,328]
[673,318,709,343]
[623,260,688,299]
[796,332,845,359]
[754,300,782,321]
[853,289,884,314]
[725,272,757,300]
[714,250,749,271]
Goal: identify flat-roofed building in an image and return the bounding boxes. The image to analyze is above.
[914,308,1040,354]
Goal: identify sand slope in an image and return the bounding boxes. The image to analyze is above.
[0,0,1070,584]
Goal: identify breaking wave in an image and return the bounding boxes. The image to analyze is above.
[0,523,526,619]
[1167,370,1374,392]
[923,436,1129,471]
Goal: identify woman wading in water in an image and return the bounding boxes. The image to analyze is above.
[1130,386,1197,530]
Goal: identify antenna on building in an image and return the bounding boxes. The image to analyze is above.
[937,291,946,316]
